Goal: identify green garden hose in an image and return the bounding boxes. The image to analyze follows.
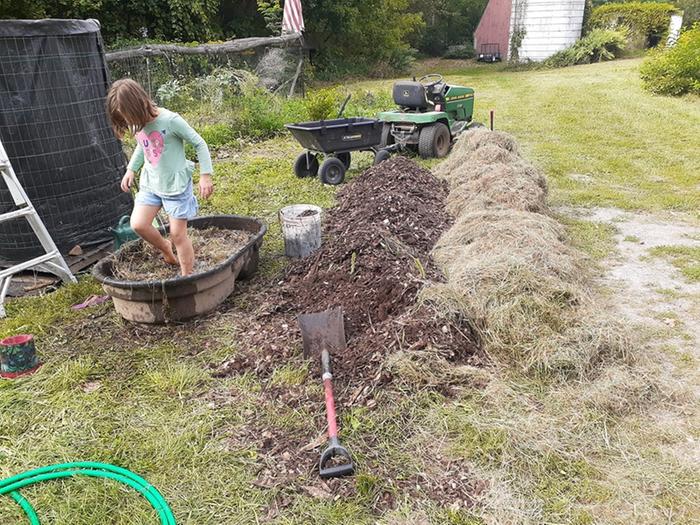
[0,462,176,525]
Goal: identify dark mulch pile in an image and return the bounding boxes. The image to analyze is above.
[218,156,480,384]
[284,156,451,335]
[213,156,484,510]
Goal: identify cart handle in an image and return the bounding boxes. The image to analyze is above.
[337,94,351,118]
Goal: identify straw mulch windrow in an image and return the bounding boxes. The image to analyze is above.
[425,128,631,377]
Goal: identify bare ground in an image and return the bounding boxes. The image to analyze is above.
[566,207,700,465]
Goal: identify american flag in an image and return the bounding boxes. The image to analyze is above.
[282,0,305,34]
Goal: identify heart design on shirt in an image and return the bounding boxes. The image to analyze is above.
[137,130,165,167]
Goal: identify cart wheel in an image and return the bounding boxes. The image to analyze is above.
[373,149,391,165]
[319,157,346,185]
[336,152,351,169]
[418,123,450,159]
[294,152,319,178]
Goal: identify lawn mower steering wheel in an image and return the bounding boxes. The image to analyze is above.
[418,74,444,87]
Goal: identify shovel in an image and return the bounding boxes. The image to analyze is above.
[297,307,355,479]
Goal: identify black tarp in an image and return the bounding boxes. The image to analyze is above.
[0,19,132,266]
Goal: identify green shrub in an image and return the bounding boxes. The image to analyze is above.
[640,24,700,96]
[545,28,628,67]
[156,67,393,141]
[675,0,700,27]
[303,88,341,120]
[589,2,677,48]
[443,43,476,59]
[199,123,236,150]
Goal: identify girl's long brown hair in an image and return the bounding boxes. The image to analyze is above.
[106,79,158,138]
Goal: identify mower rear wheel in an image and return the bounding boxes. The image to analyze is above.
[319,157,346,185]
[294,152,319,178]
[418,122,450,159]
[336,152,351,169]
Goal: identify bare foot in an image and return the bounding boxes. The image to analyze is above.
[180,259,194,276]
[161,240,178,266]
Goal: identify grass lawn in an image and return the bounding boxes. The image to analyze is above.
[408,59,700,214]
[1,58,699,524]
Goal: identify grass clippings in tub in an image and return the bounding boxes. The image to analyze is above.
[112,227,253,281]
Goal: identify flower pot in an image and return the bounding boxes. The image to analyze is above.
[0,334,40,378]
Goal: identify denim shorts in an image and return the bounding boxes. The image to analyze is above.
[134,181,199,220]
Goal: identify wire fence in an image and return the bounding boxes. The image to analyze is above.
[0,20,132,266]
[106,37,307,100]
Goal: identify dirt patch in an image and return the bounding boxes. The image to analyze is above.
[569,207,700,391]
[297,209,319,218]
[218,157,480,384]
[209,156,487,511]
[112,227,253,281]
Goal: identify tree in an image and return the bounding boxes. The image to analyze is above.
[302,0,424,75]
[408,0,488,55]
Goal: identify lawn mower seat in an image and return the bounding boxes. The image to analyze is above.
[393,81,432,110]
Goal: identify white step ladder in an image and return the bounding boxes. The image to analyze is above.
[0,138,76,318]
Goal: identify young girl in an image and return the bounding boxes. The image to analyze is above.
[107,78,214,276]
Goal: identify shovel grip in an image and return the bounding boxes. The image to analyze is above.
[324,378,338,438]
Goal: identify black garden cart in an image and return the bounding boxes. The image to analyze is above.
[285,116,384,185]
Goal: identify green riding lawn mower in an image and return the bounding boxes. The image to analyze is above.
[376,73,476,162]
[286,73,478,185]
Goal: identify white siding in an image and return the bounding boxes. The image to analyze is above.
[510,0,585,61]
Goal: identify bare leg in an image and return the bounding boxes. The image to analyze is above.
[169,218,194,276]
[130,205,178,265]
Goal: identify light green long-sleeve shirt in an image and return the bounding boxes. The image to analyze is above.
[127,108,212,196]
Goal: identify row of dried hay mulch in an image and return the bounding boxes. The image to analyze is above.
[425,128,632,378]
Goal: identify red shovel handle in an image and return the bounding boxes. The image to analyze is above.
[321,349,338,438]
[324,378,338,438]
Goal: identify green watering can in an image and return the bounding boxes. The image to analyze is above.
[110,215,166,250]
[109,215,139,249]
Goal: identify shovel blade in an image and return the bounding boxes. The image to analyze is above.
[297,307,347,358]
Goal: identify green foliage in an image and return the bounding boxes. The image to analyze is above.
[0,0,44,17]
[589,2,677,47]
[199,123,236,150]
[640,24,700,96]
[1,0,221,42]
[303,88,341,120]
[443,43,476,59]
[509,26,527,62]
[408,0,488,56]
[152,67,392,146]
[545,28,628,67]
[304,0,425,77]
[256,0,283,33]
[675,0,700,26]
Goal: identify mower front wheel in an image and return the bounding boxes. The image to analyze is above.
[418,123,450,159]
[294,152,319,178]
[319,157,346,185]
[380,124,394,148]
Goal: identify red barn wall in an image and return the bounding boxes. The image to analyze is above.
[474,0,512,58]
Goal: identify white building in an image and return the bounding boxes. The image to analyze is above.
[475,0,586,61]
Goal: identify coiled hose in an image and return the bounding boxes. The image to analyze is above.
[0,462,176,525]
